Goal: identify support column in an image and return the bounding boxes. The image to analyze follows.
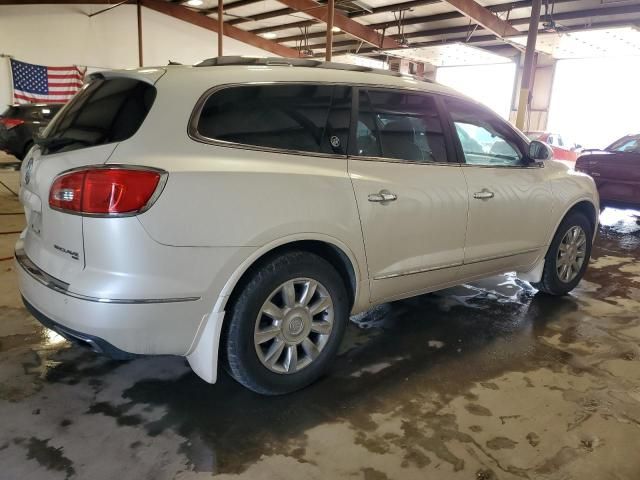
[218,0,224,57]
[137,0,143,67]
[515,0,542,130]
[325,0,335,61]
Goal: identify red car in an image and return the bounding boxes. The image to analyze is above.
[525,132,582,165]
[575,134,640,210]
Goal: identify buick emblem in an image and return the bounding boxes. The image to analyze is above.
[24,157,34,185]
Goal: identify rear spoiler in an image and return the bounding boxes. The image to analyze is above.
[87,67,167,86]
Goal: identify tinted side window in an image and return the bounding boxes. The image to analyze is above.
[42,77,156,155]
[355,89,448,163]
[197,84,351,155]
[446,99,525,167]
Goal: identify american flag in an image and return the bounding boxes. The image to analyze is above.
[10,59,86,104]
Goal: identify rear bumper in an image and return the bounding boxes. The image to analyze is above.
[22,296,136,360]
[15,245,210,356]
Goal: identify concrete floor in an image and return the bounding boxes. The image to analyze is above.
[1,151,640,480]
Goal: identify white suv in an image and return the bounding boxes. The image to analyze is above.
[15,57,599,394]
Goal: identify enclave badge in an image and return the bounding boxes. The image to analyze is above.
[24,157,34,185]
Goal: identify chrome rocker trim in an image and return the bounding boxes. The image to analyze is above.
[15,248,200,304]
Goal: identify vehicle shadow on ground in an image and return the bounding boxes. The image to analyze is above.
[38,283,579,473]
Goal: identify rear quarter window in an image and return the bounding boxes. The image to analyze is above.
[193,84,352,155]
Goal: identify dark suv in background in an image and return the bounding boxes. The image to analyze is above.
[0,104,64,160]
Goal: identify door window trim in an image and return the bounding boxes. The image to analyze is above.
[189,81,353,160]
[348,86,458,166]
[441,98,543,170]
[189,81,466,165]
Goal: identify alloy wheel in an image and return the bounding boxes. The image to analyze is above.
[556,225,587,283]
[254,278,334,374]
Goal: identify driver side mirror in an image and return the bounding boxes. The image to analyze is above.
[528,140,553,162]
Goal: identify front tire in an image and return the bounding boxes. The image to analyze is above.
[532,211,593,295]
[223,251,349,395]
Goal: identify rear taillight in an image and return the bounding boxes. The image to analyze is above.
[0,118,25,130]
[49,167,164,215]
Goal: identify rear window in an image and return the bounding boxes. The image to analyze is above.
[2,105,63,120]
[40,77,156,155]
[1,106,29,119]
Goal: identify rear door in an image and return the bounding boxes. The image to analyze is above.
[349,88,468,303]
[19,73,159,283]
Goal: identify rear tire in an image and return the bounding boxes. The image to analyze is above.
[532,211,593,295]
[223,251,349,395]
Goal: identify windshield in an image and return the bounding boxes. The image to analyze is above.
[40,76,156,155]
[606,135,640,154]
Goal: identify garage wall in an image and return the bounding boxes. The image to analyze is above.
[0,4,272,108]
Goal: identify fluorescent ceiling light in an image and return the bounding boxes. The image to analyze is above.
[352,0,373,13]
[186,0,203,6]
[507,26,640,59]
[387,43,512,67]
[261,32,277,39]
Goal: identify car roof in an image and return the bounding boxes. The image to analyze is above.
[110,56,468,101]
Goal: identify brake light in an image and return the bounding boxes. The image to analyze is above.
[0,118,25,130]
[49,167,164,215]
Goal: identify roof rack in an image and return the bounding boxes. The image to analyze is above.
[194,56,432,82]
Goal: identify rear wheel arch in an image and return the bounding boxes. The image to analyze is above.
[218,238,360,316]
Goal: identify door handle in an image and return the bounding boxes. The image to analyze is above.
[368,190,398,203]
[473,189,495,200]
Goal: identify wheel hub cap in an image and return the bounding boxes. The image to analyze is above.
[556,225,587,283]
[254,278,334,374]
[282,308,311,341]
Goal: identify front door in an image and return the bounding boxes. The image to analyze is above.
[349,89,468,303]
[443,97,554,277]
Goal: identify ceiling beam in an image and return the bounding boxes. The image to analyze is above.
[277,10,463,43]
[201,0,264,14]
[246,0,442,32]
[0,0,124,3]
[441,0,519,37]
[227,7,295,26]
[251,0,552,38]
[139,0,301,57]
[251,0,441,34]
[229,0,442,27]
[301,2,640,51]
[275,0,400,48]
[216,0,263,9]
[330,15,639,57]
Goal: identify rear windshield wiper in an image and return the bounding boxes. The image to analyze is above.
[35,136,93,149]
